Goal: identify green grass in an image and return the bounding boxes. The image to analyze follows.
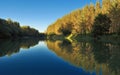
[46,34,120,45]
[99,34,120,44]
[69,34,93,42]
[47,34,65,41]
[67,34,120,44]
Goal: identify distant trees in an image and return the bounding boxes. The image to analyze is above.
[21,26,39,36]
[92,14,111,37]
[46,0,120,37]
[0,18,39,38]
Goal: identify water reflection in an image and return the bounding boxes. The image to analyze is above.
[46,40,120,75]
[0,38,39,57]
[0,38,119,75]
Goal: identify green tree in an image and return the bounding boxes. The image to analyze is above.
[0,18,40,38]
[58,22,72,36]
[92,14,111,37]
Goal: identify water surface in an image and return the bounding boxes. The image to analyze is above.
[0,38,119,75]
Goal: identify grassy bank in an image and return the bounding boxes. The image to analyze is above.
[46,34,120,44]
[47,34,65,41]
[99,34,120,44]
[69,34,120,44]
[69,34,93,42]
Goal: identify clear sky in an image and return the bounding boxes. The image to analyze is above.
[0,0,98,32]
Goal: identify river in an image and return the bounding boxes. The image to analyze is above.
[0,38,119,75]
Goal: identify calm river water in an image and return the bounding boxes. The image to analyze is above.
[0,38,119,75]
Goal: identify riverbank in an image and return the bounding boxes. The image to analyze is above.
[69,34,120,44]
[46,34,120,44]
[47,34,65,41]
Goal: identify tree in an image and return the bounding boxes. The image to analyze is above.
[46,0,119,36]
[95,1,101,15]
[102,0,111,14]
[92,14,111,37]
[0,18,40,38]
[109,0,120,34]
[58,23,72,36]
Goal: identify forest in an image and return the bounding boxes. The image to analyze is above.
[0,1,119,74]
[46,0,120,40]
[0,18,40,38]
[0,0,120,40]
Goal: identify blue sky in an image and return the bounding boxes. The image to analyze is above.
[0,0,99,32]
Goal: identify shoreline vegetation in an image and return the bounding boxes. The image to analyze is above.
[46,0,120,42]
[0,0,120,43]
[0,18,46,39]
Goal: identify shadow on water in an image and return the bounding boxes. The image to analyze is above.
[0,37,40,57]
[46,39,120,75]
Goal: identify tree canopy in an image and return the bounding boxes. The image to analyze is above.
[46,0,120,36]
[0,18,40,38]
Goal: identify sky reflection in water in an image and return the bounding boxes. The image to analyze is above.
[0,39,119,75]
[0,41,95,75]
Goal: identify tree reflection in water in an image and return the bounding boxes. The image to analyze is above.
[0,38,39,57]
[0,38,119,75]
[46,40,120,75]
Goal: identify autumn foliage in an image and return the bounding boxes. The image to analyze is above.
[46,0,120,36]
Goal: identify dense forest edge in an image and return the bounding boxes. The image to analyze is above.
[0,0,120,42]
[46,0,120,41]
[0,18,46,39]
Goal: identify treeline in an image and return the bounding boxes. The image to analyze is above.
[46,0,120,37]
[0,18,40,38]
